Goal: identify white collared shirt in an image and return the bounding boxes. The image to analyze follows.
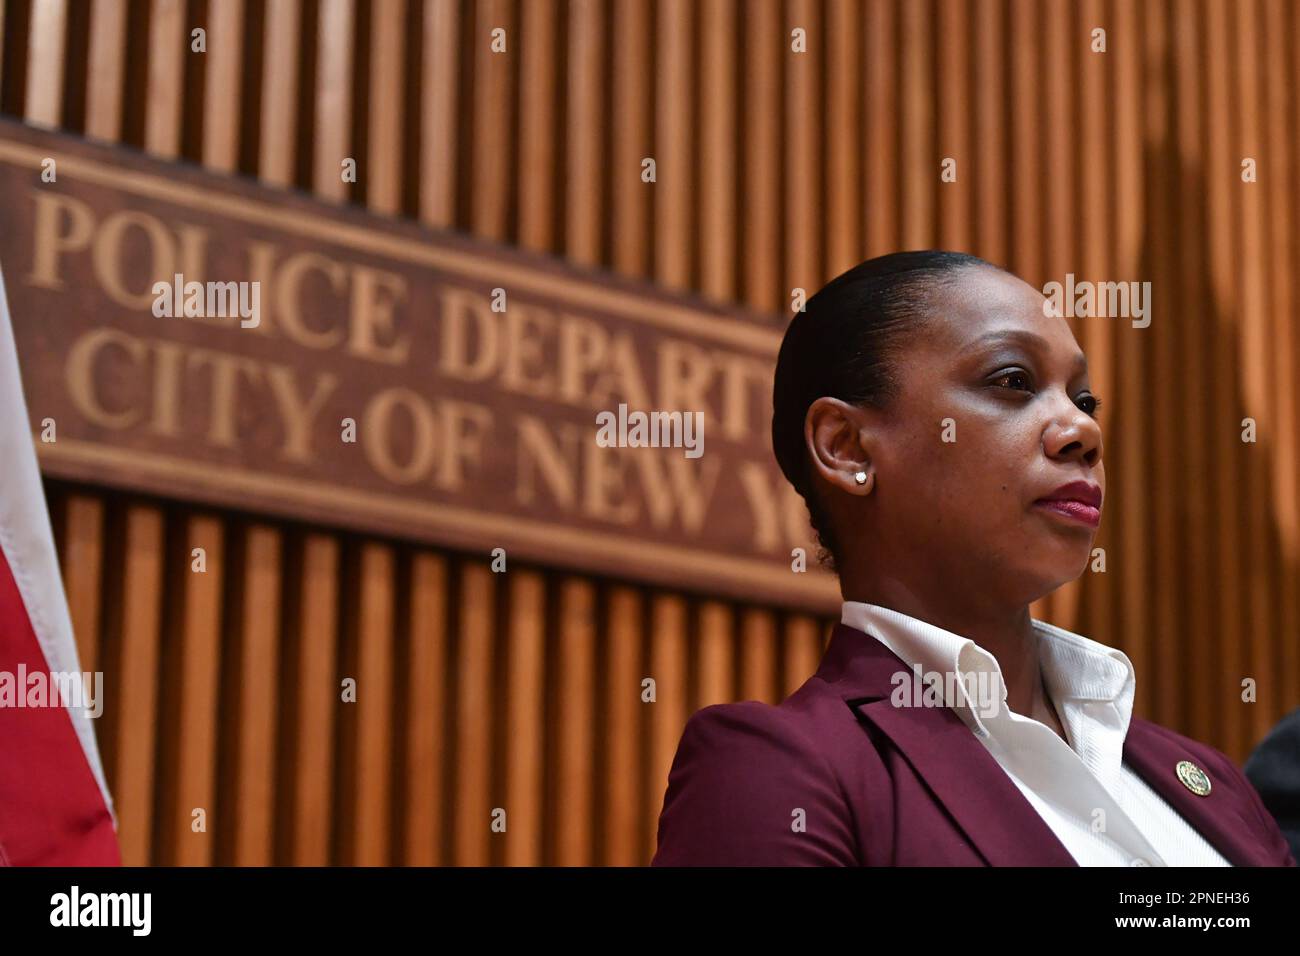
[841,600,1231,867]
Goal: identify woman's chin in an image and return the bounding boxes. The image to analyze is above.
[1017,542,1096,597]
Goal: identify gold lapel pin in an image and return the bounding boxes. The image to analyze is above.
[1176,760,1212,797]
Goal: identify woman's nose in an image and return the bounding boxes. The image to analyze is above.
[1043,401,1103,466]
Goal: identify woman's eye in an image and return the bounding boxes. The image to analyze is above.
[991,369,1033,392]
[1077,394,1103,416]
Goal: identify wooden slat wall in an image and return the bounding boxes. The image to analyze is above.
[42,482,835,867]
[6,0,1300,864]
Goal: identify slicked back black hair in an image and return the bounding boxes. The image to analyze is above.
[771,250,1007,572]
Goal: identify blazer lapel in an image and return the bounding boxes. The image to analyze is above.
[818,624,1078,866]
[1122,719,1273,866]
[853,696,1080,865]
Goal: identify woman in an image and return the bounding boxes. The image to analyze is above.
[651,251,1295,867]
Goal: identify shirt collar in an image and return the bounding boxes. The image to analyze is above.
[840,600,1136,740]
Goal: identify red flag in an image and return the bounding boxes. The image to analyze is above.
[0,263,120,865]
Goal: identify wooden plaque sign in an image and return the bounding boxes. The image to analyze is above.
[0,119,838,611]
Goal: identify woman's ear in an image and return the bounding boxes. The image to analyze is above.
[804,397,876,496]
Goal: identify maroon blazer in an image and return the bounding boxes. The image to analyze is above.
[652,622,1297,866]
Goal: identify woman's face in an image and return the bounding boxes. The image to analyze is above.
[858,265,1105,605]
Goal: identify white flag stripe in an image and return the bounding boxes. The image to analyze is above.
[0,263,114,821]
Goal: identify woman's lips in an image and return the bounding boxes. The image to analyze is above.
[1033,498,1101,528]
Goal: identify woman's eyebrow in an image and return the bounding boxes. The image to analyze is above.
[967,329,1089,374]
